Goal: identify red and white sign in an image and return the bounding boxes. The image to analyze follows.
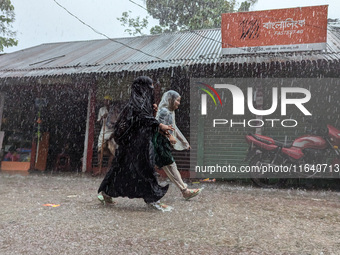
[221,5,328,54]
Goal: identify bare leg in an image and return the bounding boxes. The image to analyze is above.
[105,139,116,173]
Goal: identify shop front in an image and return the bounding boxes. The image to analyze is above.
[0,82,88,173]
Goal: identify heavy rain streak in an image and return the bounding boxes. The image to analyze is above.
[1,0,340,254]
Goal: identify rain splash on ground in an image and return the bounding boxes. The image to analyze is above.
[0,171,339,255]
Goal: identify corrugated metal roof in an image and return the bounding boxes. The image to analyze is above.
[1,26,340,78]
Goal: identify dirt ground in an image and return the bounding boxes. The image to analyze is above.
[0,171,339,255]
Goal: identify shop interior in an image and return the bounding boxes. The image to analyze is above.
[0,86,88,172]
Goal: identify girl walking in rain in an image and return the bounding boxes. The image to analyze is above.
[97,76,174,211]
[154,90,202,200]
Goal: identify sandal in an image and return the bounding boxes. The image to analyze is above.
[98,191,117,206]
[182,188,202,200]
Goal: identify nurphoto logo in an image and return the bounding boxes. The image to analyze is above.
[193,78,316,129]
[196,81,223,115]
[199,83,312,116]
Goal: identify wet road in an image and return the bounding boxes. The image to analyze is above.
[1,172,339,255]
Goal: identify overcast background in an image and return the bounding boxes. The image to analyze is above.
[3,0,340,53]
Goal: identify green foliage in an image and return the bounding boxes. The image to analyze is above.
[117,11,149,36]
[145,0,237,33]
[118,0,258,36]
[238,1,251,12]
[238,0,258,12]
[0,0,17,52]
[150,25,167,35]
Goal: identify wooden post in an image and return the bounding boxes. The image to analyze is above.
[82,86,96,173]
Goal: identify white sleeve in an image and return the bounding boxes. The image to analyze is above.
[97,108,102,122]
[97,107,105,122]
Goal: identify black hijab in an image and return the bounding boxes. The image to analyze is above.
[113,76,156,145]
[130,76,154,116]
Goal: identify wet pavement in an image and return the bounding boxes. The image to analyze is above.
[0,171,339,255]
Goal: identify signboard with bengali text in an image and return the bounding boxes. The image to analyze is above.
[221,5,328,54]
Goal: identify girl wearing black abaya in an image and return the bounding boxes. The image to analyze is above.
[98,76,173,211]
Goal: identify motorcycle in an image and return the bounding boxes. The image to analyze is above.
[244,124,340,188]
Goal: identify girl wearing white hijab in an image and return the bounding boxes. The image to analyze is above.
[154,90,202,200]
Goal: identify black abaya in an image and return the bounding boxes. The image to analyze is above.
[98,76,169,203]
